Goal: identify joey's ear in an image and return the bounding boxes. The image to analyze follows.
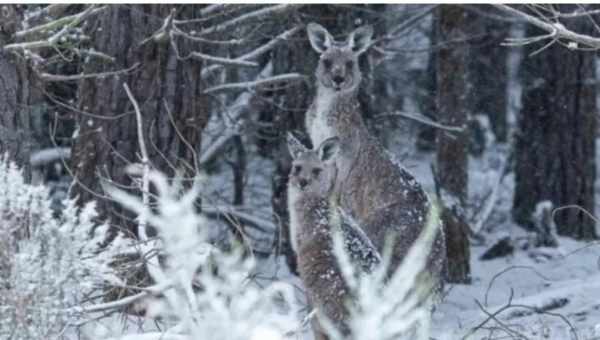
[287,132,308,159]
[348,25,373,55]
[318,136,340,162]
[307,22,333,54]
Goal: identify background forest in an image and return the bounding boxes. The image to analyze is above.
[1,3,600,340]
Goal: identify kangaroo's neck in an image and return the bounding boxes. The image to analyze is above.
[309,86,366,147]
[293,193,340,246]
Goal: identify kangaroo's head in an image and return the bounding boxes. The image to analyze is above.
[287,133,340,198]
[307,23,373,94]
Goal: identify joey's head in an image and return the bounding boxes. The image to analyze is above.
[307,23,373,94]
[287,133,340,198]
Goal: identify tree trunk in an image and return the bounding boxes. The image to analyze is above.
[266,9,318,272]
[513,6,597,240]
[435,5,471,284]
[466,5,509,143]
[0,5,40,181]
[70,5,209,236]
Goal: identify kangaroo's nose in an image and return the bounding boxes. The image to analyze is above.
[333,75,344,85]
[299,178,308,189]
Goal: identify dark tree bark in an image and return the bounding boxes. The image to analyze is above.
[513,6,597,240]
[0,5,40,181]
[70,5,209,236]
[435,5,471,284]
[415,12,438,152]
[466,5,509,143]
[266,10,317,273]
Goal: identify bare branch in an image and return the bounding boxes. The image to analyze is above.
[494,4,600,49]
[201,26,301,79]
[198,4,302,36]
[377,111,465,133]
[202,205,276,233]
[39,62,139,82]
[189,51,258,67]
[123,83,151,242]
[203,73,306,94]
[5,5,105,51]
[15,5,106,40]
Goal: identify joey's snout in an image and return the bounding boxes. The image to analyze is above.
[297,177,309,189]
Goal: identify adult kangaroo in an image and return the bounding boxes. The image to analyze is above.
[305,23,447,287]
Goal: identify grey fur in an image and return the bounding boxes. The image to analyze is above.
[305,23,447,289]
[287,139,380,340]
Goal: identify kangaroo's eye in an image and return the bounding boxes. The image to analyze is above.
[345,60,353,69]
[312,168,322,177]
[293,165,302,175]
[323,59,332,69]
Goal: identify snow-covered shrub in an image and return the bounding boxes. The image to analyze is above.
[320,202,441,340]
[0,155,125,340]
[103,170,300,340]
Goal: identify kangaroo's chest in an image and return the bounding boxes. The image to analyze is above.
[309,95,336,147]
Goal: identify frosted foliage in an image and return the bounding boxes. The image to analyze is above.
[324,203,440,340]
[0,155,126,340]
[104,171,300,340]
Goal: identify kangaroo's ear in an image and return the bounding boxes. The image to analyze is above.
[287,132,308,159]
[349,25,373,55]
[318,137,340,162]
[307,22,333,54]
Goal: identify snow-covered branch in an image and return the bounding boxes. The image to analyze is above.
[5,5,105,51]
[204,73,306,94]
[198,4,302,36]
[201,26,301,79]
[494,4,600,50]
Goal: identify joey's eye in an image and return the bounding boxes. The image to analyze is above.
[323,59,332,69]
[312,168,322,177]
[293,165,302,175]
[345,60,353,69]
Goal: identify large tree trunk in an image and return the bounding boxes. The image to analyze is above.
[513,6,597,240]
[70,5,209,236]
[0,5,40,181]
[435,5,471,284]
